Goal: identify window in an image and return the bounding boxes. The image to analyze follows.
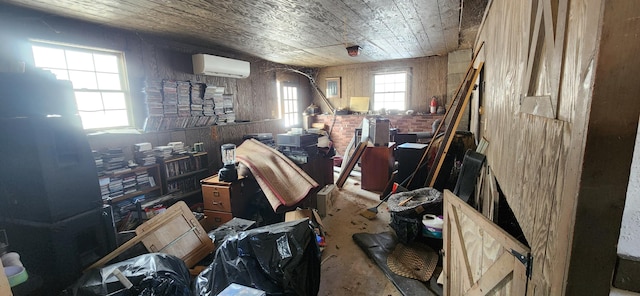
[373,72,407,111]
[31,41,130,130]
[279,83,299,127]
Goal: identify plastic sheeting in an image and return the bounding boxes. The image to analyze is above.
[61,253,191,296]
[194,219,321,296]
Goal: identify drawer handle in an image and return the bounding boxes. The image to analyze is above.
[211,201,223,206]
[213,192,220,197]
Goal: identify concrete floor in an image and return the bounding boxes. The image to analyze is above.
[317,172,442,296]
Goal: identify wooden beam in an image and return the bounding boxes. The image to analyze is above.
[466,252,514,296]
[427,63,484,187]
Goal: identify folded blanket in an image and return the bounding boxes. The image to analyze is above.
[236,139,319,211]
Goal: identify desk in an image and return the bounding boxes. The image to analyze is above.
[361,143,395,192]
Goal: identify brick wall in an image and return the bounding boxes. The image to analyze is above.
[314,114,444,156]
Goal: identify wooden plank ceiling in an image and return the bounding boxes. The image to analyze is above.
[1,0,482,67]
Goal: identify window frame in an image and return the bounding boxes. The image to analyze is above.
[278,82,300,128]
[372,70,410,111]
[29,40,133,131]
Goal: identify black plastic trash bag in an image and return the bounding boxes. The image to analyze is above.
[61,253,191,296]
[193,219,321,296]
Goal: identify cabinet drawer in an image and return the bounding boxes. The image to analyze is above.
[202,184,232,212]
[201,210,233,231]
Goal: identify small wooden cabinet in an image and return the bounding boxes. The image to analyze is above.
[200,174,247,231]
[361,143,395,192]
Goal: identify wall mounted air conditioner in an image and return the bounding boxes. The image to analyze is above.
[192,54,250,78]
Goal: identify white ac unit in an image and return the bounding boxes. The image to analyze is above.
[192,54,250,78]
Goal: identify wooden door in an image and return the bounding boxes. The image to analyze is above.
[443,190,531,295]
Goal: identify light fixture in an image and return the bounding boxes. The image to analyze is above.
[218,143,238,182]
[346,45,361,57]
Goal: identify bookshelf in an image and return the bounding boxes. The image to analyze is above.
[100,164,163,204]
[157,152,209,200]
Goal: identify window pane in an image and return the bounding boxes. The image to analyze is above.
[32,42,130,130]
[104,110,129,126]
[102,92,126,109]
[32,46,67,69]
[96,73,122,90]
[78,111,105,129]
[69,70,98,89]
[94,54,119,73]
[374,72,407,111]
[45,68,69,80]
[392,83,406,92]
[66,50,95,71]
[75,92,103,111]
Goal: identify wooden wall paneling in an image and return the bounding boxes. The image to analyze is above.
[529,117,563,295]
[474,164,486,212]
[185,127,215,170]
[169,130,187,145]
[155,131,172,148]
[517,115,545,242]
[413,58,427,111]
[314,56,448,114]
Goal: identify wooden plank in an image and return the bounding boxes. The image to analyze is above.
[446,191,529,254]
[519,115,545,242]
[443,185,452,296]
[136,201,214,268]
[84,203,186,271]
[404,43,485,188]
[427,63,484,187]
[546,0,569,114]
[458,204,484,283]
[475,164,486,212]
[511,255,529,295]
[529,118,563,295]
[86,201,213,271]
[488,168,499,222]
[466,252,514,296]
[449,202,475,291]
[445,190,531,296]
[0,260,12,296]
[481,226,503,276]
[335,141,367,188]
